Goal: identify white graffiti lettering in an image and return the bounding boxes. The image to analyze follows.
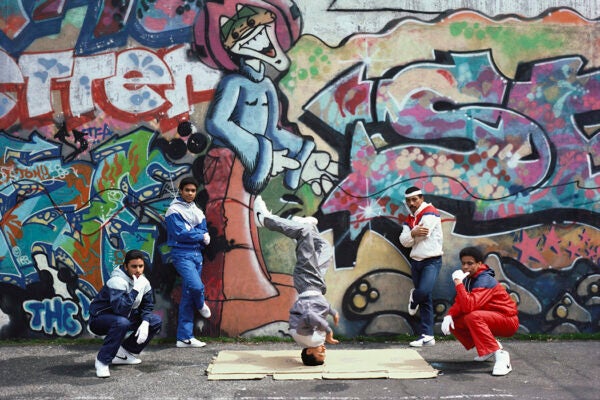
[0,45,221,124]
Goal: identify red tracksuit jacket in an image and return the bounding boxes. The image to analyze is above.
[447,264,518,318]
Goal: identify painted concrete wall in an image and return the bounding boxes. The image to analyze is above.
[0,0,598,340]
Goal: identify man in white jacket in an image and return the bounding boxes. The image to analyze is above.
[399,186,443,347]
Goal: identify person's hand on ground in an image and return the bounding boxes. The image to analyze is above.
[325,331,339,345]
[441,315,454,335]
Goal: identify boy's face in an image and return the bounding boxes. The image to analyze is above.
[125,258,145,278]
[180,184,197,203]
[306,344,326,363]
[460,255,481,276]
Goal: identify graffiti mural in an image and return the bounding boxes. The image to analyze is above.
[0,1,598,339]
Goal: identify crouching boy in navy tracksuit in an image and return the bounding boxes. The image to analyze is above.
[254,196,339,366]
[89,250,162,378]
[440,246,519,376]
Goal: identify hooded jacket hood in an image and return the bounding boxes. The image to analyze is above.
[106,266,151,309]
[464,264,496,292]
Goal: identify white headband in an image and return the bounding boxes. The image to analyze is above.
[405,190,422,198]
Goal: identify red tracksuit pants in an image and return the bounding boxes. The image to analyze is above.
[451,310,519,356]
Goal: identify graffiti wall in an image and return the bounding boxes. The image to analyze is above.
[0,0,598,340]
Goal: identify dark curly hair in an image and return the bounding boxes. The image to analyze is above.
[301,348,324,366]
[179,176,199,190]
[459,246,484,262]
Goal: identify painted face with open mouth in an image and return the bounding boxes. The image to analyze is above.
[221,5,290,71]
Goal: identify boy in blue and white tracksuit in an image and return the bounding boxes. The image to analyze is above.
[165,176,211,347]
[89,250,162,377]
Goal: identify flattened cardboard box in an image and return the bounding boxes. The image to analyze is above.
[207,349,438,380]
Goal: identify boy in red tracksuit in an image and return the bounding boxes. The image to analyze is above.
[440,246,519,376]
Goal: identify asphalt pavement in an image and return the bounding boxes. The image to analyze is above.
[0,339,598,400]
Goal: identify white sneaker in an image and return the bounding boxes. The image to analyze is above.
[410,334,435,347]
[176,337,207,348]
[200,303,211,318]
[291,216,319,226]
[253,195,272,227]
[95,358,110,378]
[474,340,503,361]
[492,350,512,376]
[111,346,142,365]
[407,289,419,316]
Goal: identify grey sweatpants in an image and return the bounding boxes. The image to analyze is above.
[263,214,333,294]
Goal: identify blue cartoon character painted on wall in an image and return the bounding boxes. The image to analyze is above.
[196,0,335,194]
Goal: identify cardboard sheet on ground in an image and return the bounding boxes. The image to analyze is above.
[206,349,438,380]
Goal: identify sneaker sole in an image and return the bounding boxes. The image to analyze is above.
[410,340,435,347]
[492,366,512,376]
[176,342,206,348]
[111,359,142,365]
